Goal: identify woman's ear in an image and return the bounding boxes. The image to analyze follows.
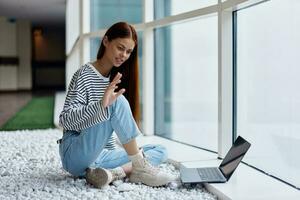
[103,36,109,47]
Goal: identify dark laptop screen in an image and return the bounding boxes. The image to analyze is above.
[219,136,251,180]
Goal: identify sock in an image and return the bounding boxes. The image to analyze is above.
[128,149,144,164]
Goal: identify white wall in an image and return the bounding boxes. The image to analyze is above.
[0,17,18,90]
[66,46,80,88]
[17,20,32,90]
[0,17,17,56]
[65,0,81,89]
[0,67,18,90]
[66,0,80,54]
[0,17,31,91]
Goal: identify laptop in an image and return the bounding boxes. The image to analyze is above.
[180,136,251,183]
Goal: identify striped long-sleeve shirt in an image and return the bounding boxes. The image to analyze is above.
[59,63,117,149]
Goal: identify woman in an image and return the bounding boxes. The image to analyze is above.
[58,22,174,188]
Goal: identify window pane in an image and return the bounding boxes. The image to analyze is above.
[90,38,101,62]
[155,16,218,152]
[237,0,300,187]
[137,32,144,128]
[154,0,217,19]
[90,0,142,31]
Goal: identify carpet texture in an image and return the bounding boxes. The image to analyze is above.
[0,96,55,131]
[0,129,217,200]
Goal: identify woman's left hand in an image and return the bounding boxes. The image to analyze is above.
[102,72,125,108]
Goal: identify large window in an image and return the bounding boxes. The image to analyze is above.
[66,0,300,190]
[236,0,300,188]
[155,16,218,152]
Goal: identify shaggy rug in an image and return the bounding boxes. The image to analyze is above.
[0,129,217,200]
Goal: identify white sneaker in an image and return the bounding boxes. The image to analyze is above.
[129,156,176,187]
[86,167,126,188]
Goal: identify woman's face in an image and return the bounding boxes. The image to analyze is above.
[103,37,135,67]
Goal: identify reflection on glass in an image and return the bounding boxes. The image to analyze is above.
[90,38,101,61]
[90,0,142,31]
[154,0,217,20]
[237,0,300,188]
[154,16,218,152]
[137,32,143,127]
[220,136,251,179]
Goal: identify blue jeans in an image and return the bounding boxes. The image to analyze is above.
[59,95,168,177]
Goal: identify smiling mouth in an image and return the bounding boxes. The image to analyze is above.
[116,58,124,64]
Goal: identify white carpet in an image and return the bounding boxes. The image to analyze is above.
[0,129,217,200]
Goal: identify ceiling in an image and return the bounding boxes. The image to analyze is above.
[0,0,66,27]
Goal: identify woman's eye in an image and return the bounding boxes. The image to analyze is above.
[118,46,124,51]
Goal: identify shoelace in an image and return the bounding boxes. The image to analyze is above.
[110,168,125,180]
[142,158,159,174]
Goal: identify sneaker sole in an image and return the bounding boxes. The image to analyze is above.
[129,173,169,187]
[86,168,110,188]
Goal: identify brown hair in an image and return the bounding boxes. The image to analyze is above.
[96,22,140,124]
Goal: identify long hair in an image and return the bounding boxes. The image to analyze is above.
[96,22,140,125]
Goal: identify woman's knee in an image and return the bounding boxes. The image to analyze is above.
[114,95,129,109]
[64,160,87,177]
[143,144,168,165]
[109,95,129,117]
[155,144,168,162]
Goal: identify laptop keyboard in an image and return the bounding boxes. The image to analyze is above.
[197,167,224,180]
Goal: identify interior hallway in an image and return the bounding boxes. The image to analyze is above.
[0,90,58,127]
[0,92,32,127]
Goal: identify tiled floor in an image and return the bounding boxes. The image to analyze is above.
[0,92,32,127]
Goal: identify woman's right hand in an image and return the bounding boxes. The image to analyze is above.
[102,72,125,108]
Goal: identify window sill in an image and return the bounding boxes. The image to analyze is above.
[136,135,300,200]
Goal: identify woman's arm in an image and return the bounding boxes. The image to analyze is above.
[59,69,110,131]
[59,98,109,131]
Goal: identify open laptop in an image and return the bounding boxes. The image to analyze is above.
[180,136,251,183]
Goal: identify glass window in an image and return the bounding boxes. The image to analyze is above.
[154,0,217,19]
[90,0,143,31]
[137,32,144,127]
[90,38,101,62]
[154,16,218,152]
[236,0,300,188]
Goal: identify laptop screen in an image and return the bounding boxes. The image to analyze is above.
[219,136,251,180]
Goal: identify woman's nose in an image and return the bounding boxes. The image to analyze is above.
[121,50,127,58]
